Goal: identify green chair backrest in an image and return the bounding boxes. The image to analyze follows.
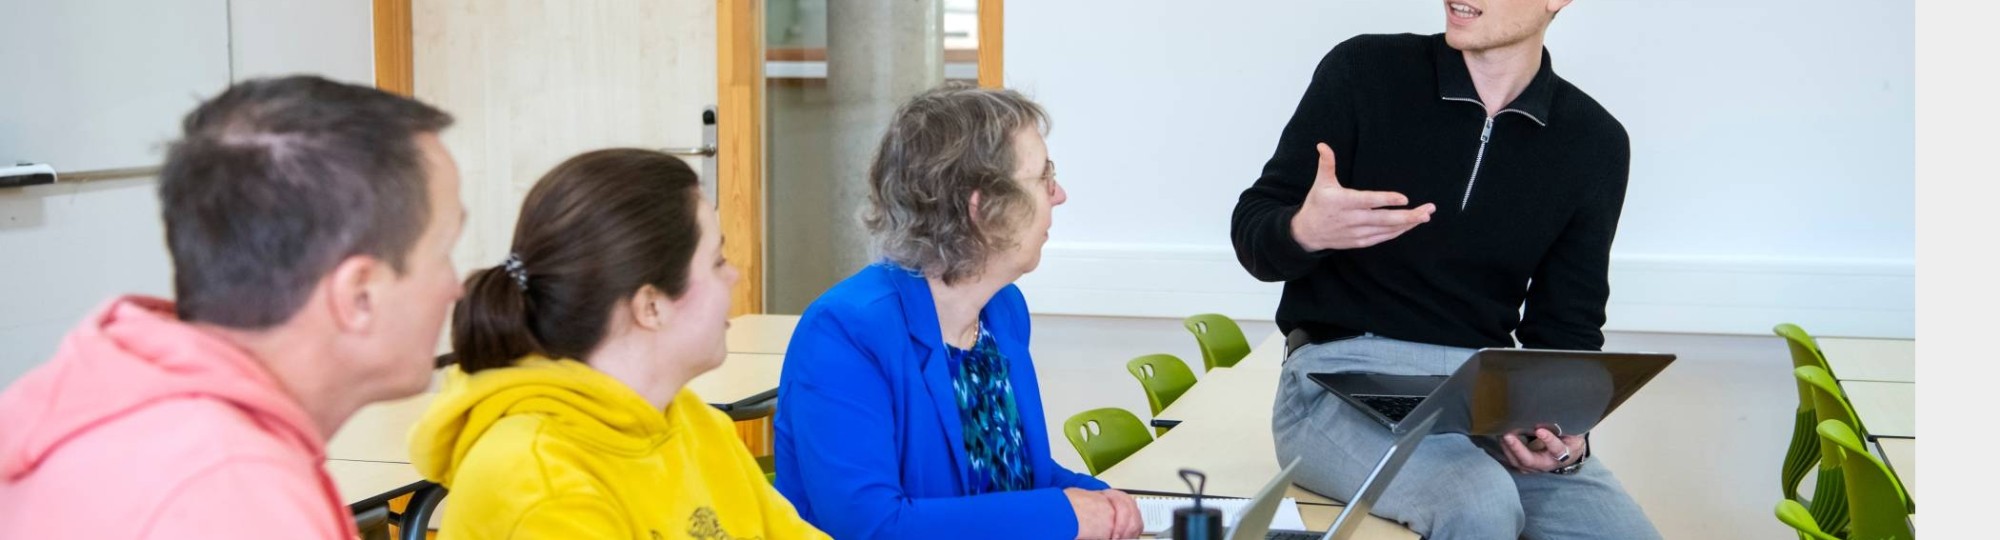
[1126,354,1198,416]
[1775,323,1837,402]
[1796,366,1865,437]
[1780,407,1823,504]
[1061,408,1154,475]
[1795,365,1861,534]
[1773,499,1841,540]
[1817,420,1914,540]
[1126,354,1199,436]
[1774,323,1831,503]
[1184,314,1251,371]
[757,454,777,485]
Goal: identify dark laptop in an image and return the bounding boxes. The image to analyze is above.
[1232,410,1441,540]
[1307,348,1675,437]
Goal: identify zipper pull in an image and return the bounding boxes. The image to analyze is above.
[1480,117,1494,143]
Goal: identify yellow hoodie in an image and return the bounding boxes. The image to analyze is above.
[409,356,829,540]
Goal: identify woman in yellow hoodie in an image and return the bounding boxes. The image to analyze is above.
[409,148,829,540]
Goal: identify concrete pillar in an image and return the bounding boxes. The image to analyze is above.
[826,0,943,277]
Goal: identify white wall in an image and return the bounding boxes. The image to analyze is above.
[1006,1,1914,338]
[230,0,376,82]
[0,0,374,385]
[2,0,232,173]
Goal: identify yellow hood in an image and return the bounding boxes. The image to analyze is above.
[407,356,672,485]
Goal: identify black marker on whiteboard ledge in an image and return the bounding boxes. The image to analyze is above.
[1,163,58,189]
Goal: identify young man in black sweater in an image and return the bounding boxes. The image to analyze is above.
[1232,0,1659,538]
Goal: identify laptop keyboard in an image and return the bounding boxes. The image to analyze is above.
[1353,394,1424,422]
[1266,532,1324,540]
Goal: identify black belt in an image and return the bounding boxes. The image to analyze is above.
[1285,322,1366,356]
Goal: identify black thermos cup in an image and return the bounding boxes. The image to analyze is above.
[1172,468,1222,539]
[1172,504,1223,539]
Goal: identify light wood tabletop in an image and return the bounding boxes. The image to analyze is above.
[1818,337,1915,383]
[1097,332,1416,539]
[1876,437,1915,499]
[728,313,800,355]
[325,459,426,510]
[1841,381,1916,439]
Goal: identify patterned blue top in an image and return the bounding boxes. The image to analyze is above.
[945,323,1034,494]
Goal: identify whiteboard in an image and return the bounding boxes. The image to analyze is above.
[0,0,230,174]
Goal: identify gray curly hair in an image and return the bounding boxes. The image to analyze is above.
[864,83,1049,285]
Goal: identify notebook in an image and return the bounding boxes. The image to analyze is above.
[1134,496,1307,536]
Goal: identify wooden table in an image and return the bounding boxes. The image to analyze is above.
[1821,340,1916,524]
[1101,331,1416,539]
[690,352,786,419]
[1149,331,1282,429]
[1842,381,1916,439]
[1100,404,1331,504]
[728,313,800,355]
[1136,503,1355,539]
[329,353,788,463]
[1876,438,1916,499]
[326,459,426,510]
[1099,402,1415,538]
[1233,331,1287,371]
[1818,338,1916,383]
[1153,363,1279,423]
[328,393,434,464]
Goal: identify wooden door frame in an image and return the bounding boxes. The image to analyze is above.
[717,0,766,317]
[373,0,413,95]
[371,1,1005,316]
[372,0,768,316]
[979,0,1003,88]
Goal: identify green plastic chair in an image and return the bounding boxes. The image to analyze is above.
[757,454,777,485]
[1062,408,1155,475]
[1184,314,1252,371]
[1795,366,1915,533]
[1794,365,1859,534]
[1774,420,1914,540]
[1773,500,1841,540]
[1819,420,1915,539]
[1126,354,1198,435]
[1775,323,1836,504]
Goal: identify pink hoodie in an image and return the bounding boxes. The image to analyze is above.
[0,296,355,539]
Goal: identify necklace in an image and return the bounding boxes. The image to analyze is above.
[954,318,982,348]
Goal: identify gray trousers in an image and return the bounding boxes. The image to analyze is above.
[1271,335,1660,540]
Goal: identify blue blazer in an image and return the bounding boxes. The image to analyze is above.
[774,263,1108,540]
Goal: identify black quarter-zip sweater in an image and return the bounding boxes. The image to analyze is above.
[1232,33,1630,351]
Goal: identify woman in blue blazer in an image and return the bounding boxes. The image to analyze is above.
[773,84,1142,540]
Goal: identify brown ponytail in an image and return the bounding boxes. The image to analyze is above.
[449,265,542,372]
[447,148,702,373]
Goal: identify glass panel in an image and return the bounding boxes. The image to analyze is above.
[763,0,975,313]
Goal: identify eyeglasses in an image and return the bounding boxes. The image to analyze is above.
[1041,159,1059,195]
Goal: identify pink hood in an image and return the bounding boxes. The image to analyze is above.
[0,296,324,479]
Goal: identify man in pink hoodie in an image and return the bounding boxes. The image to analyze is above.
[0,76,465,539]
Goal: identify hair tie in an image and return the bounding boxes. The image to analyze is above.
[501,253,529,291]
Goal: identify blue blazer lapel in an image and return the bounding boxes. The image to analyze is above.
[888,265,972,493]
[920,346,972,494]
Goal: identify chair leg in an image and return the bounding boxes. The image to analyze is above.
[355,505,392,540]
[398,482,448,540]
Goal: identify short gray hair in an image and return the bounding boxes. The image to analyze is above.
[864,83,1049,285]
